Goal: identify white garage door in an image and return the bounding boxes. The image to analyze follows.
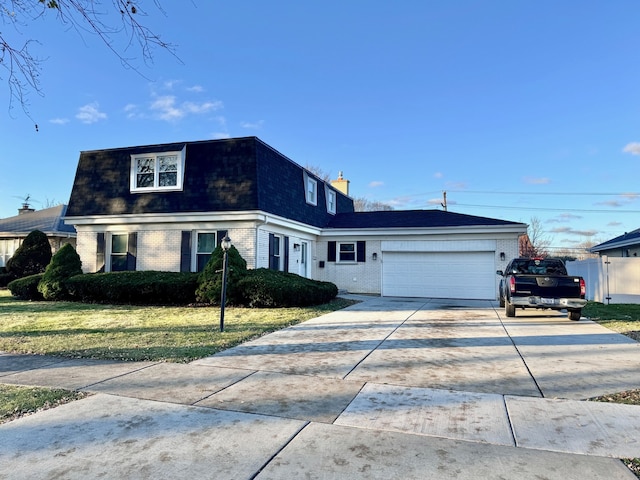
[382,251,496,299]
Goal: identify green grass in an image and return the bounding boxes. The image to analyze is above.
[0,289,356,363]
[583,302,640,342]
[0,384,87,424]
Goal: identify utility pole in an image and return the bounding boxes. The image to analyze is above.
[441,191,447,211]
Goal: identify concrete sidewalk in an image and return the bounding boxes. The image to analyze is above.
[1,296,639,479]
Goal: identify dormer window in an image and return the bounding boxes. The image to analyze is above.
[303,172,318,205]
[325,186,337,215]
[130,146,185,192]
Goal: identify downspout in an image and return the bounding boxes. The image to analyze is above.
[255,215,269,269]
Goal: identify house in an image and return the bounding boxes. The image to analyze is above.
[589,229,640,257]
[0,204,77,268]
[65,137,527,300]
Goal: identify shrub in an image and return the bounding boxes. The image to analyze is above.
[0,273,13,288]
[235,268,338,307]
[195,245,247,304]
[6,230,52,279]
[38,244,83,300]
[7,274,45,300]
[66,271,199,305]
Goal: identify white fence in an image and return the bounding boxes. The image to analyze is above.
[567,257,640,304]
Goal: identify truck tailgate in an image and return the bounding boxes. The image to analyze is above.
[515,275,582,298]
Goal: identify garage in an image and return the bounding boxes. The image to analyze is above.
[382,251,496,299]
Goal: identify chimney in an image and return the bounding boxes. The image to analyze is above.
[331,171,350,196]
[18,202,35,215]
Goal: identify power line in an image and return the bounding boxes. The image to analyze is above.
[453,203,640,214]
[449,190,640,197]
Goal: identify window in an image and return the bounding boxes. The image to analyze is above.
[270,234,281,270]
[110,234,129,271]
[130,146,185,192]
[328,241,366,263]
[0,238,20,268]
[269,233,289,271]
[102,232,137,272]
[303,172,318,205]
[325,186,337,215]
[338,242,356,262]
[196,232,217,272]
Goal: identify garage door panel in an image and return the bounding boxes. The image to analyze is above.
[382,251,495,300]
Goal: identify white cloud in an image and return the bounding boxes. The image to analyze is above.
[434,172,443,179]
[523,176,550,185]
[123,104,142,119]
[549,227,598,237]
[368,181,384,188]
[623,142,640,155]
[211,132,231,139]
[49,118,69,125]
[163,80,180,90]
[240,120,265,129]
[150,95,223,122]
[187,85,204,93]
[548,213,582,223]
[76,103,107,124]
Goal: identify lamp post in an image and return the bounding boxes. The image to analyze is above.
[219,236,232,332]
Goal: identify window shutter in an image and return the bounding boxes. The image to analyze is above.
[357,241,366,262]
[127,233,137,271]
[180,231,192,272]
[216,230,228,247]
[268,233,277,270]
[284,236,289,272]
[96,233,105,273]
[328,241,336,262]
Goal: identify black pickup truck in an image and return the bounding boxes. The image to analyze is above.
[497,258,587,320]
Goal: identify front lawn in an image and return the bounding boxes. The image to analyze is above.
[0,289,356,362]
[582,302,640,342]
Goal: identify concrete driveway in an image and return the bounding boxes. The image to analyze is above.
[1,296,640,479]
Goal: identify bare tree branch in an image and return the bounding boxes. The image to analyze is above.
[1,0,178,118]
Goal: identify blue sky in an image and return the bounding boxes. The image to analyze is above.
[2,1,640,254]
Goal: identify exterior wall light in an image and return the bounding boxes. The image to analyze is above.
[372,252,378,261]
[500,252,506,261]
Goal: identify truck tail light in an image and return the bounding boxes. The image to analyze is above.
[580,278,586,297]
[509,276,516,294]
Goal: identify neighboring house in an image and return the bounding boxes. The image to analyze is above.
[567,230,640,304]
[589,229,640,257]
[0,204,77,268]
[65,136,527,300]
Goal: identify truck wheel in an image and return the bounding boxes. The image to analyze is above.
[568,310,582,321]
[505,301,516,317]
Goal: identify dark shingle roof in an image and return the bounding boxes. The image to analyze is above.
[590,228,640,252]
[66,137,354,228]
[0,205,76,236]
[326,209,525,229]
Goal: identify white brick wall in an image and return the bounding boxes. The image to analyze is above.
[315,240,382,294]
[76,230,97,273]
[137,230,181,272]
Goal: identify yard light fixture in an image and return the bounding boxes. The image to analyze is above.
[219,236,232,332]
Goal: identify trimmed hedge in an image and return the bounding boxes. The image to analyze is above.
[6,230,51,279]
[195,245,247,305]
[66,271,200,305]
[38,244,83,300]
[235,268,338,307]
[7,274,45,300]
